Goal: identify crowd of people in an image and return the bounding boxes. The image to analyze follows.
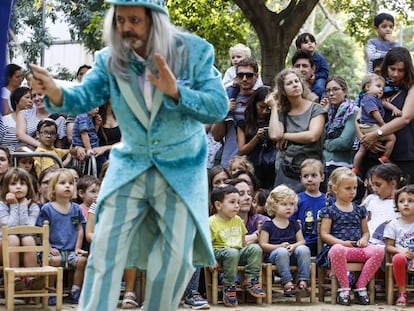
[1,3,414,309]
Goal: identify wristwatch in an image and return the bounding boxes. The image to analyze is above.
[377,128,383,137]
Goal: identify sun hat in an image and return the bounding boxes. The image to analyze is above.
[105,0,168,15]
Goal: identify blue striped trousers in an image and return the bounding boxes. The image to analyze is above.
[79,167,196,310]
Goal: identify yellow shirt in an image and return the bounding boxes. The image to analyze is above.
[34,147,69,176]
[209,214,247,250]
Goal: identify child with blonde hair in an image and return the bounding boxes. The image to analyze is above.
[36,168,87,305]
[384,185,414,306]
[353,74,399,173]
[260,185,311,295]
[222,44,263,89]
[316,167,384,305]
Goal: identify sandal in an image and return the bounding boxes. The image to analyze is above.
[121,291,139,309]
[396,292,408,307]
[283,281,295,297]
[297,280,308,291]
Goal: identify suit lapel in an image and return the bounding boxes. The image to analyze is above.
[149,88,163,127]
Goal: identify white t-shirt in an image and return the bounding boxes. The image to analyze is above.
[384,218,414,249]
[363,193,399,245]
[1,87,12,111]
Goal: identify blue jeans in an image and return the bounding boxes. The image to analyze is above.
[268,245,311,284]
[214,244,262,286]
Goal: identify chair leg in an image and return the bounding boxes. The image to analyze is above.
[6,270,14,311]
[331,274,338,304]
[56,268,63,311]
[212,269,218,305]
[265,263,272,304]
[204,268,212,304]
[317,268,325,302]
[386,266,394,305]
[310,262,316,303]
[368,276,375,304]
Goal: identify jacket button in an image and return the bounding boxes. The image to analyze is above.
[152,139,159,145]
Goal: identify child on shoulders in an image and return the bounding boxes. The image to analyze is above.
[316,167,384,306]
[295,32,329,99]
[366,13,399,73]
[209,185,265,307]
[260,184,311,295]
[290,159,326,256]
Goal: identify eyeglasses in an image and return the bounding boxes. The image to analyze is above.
[325,87,343,94]
[39,131,57,137]
[236,72,256,79]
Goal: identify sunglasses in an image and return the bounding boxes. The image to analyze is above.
[236,72,256,79]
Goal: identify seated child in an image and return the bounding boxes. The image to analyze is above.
[290,159,326,256]
[384,185,414,307]
[209,185,265,307]
[353,74,399,173]
[0,168,42,290]
[36,168,87,305]
[260,185,311,295]
[34,118,71,177]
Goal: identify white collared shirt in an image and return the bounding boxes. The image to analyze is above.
[134,52,154,111]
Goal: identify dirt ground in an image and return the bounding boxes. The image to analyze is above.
[5,294,412,311]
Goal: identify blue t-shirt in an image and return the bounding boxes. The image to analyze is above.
[290,192,326,245]
[360,94,384,125]
[72,113,99,148]
[261,219,300,262]
[36,202,86,251]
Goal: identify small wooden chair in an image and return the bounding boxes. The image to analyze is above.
[262,261,316,304]
[2,221,63,311]
[316,219,375,304]
[385,251,414,305]
[204,265,263,305]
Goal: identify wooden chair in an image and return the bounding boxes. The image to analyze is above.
[262,261,316,304]
[204,265,263,305]
[2,221,63,310]
[385,251,414,305]
[316,219,375,304]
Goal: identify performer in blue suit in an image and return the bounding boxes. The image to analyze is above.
[30,0,228,310]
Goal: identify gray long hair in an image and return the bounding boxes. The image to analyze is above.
[103,6,181,80]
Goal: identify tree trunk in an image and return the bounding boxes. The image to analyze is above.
[233,0,319,86]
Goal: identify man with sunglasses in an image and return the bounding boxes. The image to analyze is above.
[212,58,260,169]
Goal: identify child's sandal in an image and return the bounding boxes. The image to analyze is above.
[283,281,295,296]
[297,280,308,291]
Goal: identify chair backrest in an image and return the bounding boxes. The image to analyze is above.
[2,221,50,269]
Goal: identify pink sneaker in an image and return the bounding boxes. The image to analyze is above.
[396,292,408,307]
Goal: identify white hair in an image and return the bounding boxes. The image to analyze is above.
[103,6,184,80]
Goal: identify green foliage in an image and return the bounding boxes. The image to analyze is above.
[318,32,364,99]
[47,64,75,81]
[55,0,107,52]
[167,0,253,72]
[324,0,414,46]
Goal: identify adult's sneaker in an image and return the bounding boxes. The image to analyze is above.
[183,290,210,309]
[69,288,81,304]
[223,285,238,307]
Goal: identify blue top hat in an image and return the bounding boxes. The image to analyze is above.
[105,0,168,15]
